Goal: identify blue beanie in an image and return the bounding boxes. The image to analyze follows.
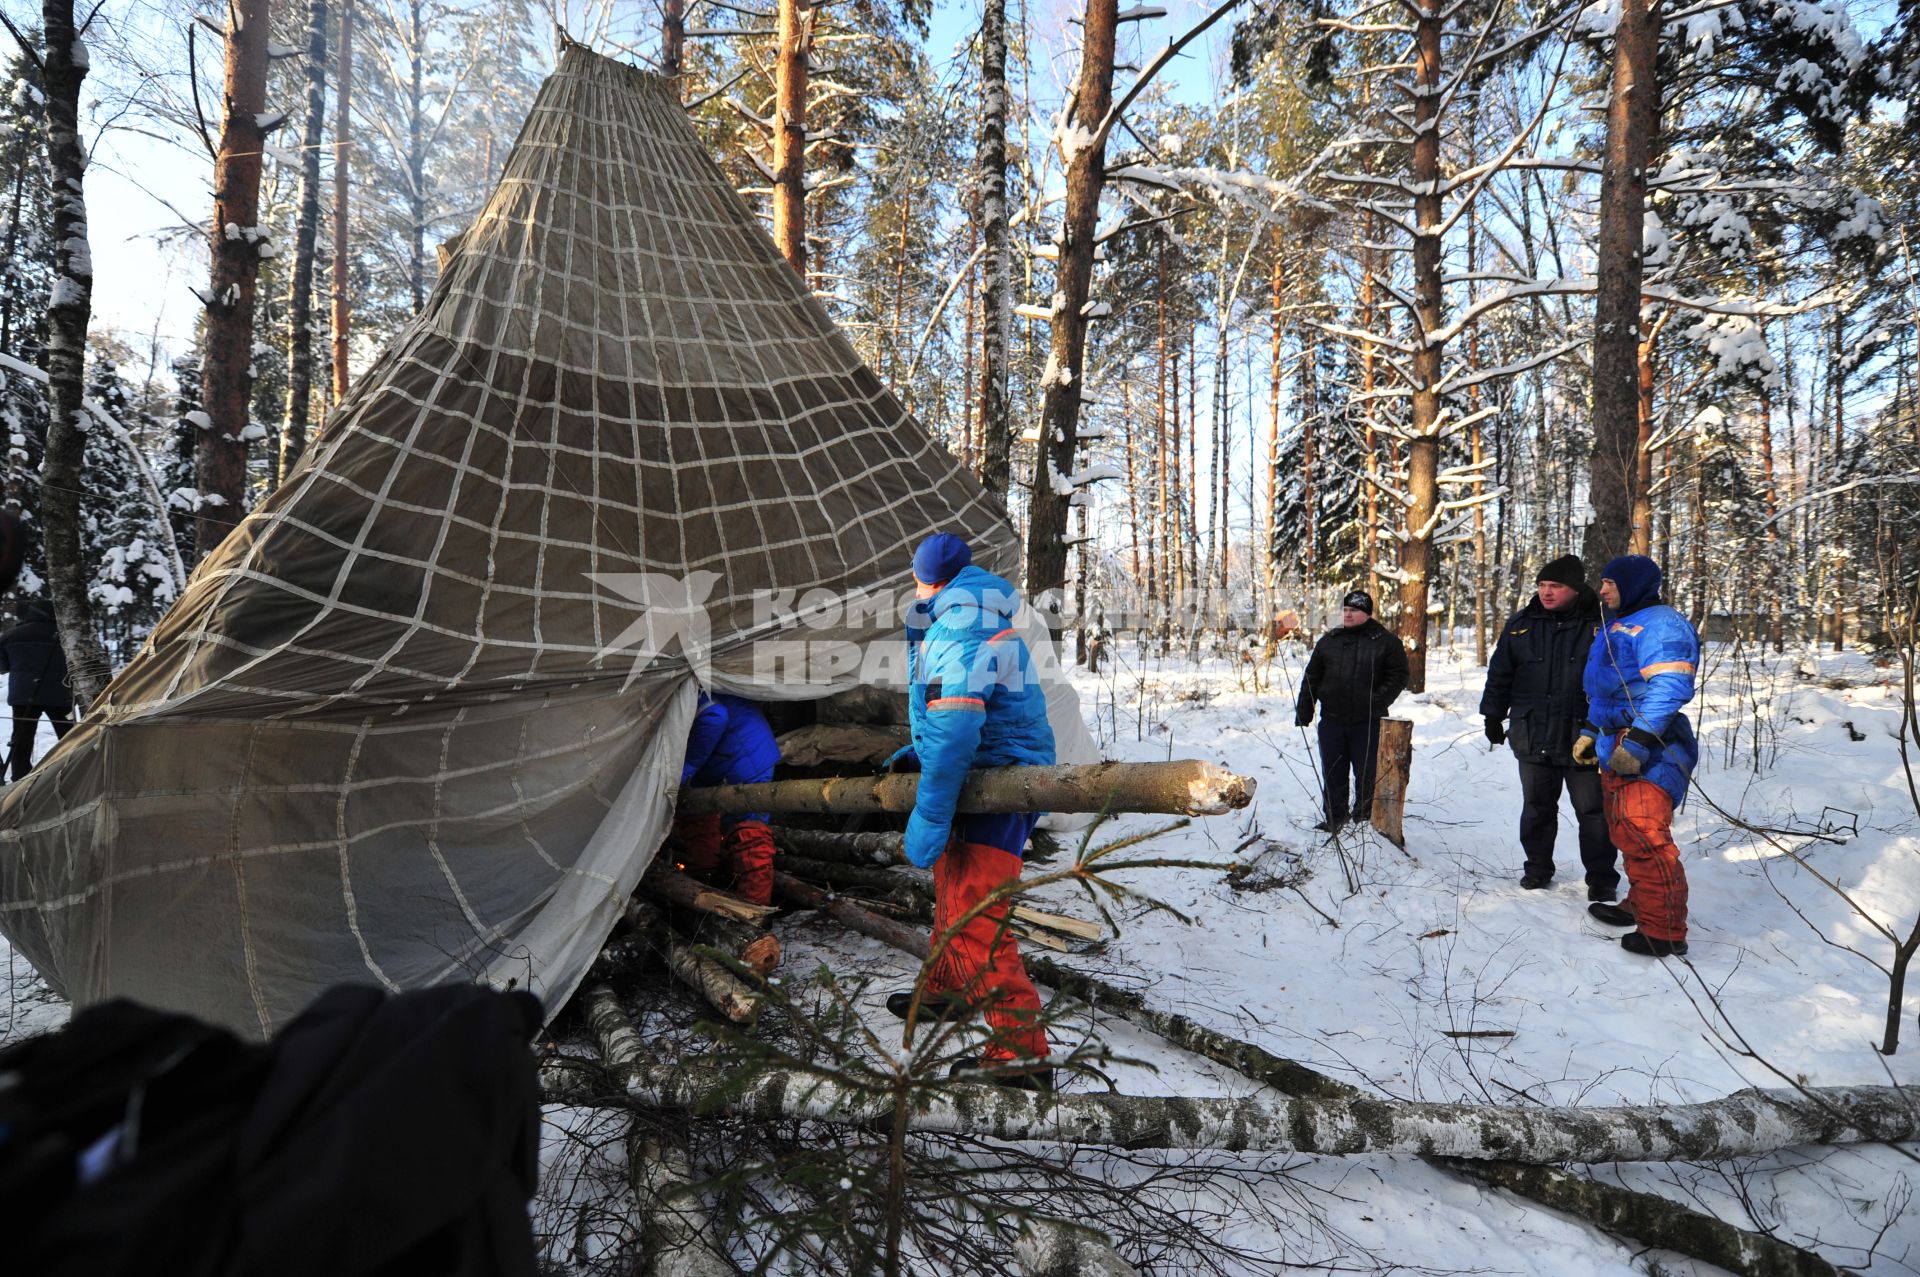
[912,533,971,586]
[1599,555,1662,615]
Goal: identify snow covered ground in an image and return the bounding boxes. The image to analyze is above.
[6,646,1919,1274]
[769,638,1920,1275]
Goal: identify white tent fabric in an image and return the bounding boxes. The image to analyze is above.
[0,47,1092,1038]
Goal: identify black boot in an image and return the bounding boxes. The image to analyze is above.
[949,1056,1055,1092]
[1620,930,1688,957]
[1587,884,1619,903]
[1519,872,1552,889]
[1588,901,1636,927]
[1312,818,1346,835]
[886,990,970,1022]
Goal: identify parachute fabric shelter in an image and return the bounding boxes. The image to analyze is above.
[0,46,1092,1038]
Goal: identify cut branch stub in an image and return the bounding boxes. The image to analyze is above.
[681,760,1255,817]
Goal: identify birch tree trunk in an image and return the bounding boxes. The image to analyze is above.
[37,0,111,705]
[197,0,272,560]
[974,0,1014,500]
[1023,0,1117,604]
[772,0,812,279]
[406,0,426,315]
[281,0,329,485]
[330,0,354,404]
[1584,0,1661,568]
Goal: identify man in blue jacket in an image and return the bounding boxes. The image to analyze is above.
[888,533,1056,1089]
[674,692,780,904]
[1578,555,1700,958]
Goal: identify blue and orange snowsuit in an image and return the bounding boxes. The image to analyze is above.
[1582,561,1700,944]
[905,564,1056,1063]
[674,692,781,904]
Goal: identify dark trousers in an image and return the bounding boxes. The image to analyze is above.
[1317,718,1381,824]
[1516,760,1618,893]
[9,703,72,782]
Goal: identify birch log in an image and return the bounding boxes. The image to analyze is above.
[1016,1219,1141,1277]
[542,1056,1919,1164]
[681,761,1254,817]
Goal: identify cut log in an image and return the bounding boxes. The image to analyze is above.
[642,862,779,925]
[773,871,931,959]
[776,855,908,895]
[1370,718,1413,846]
[671,905,782,975]
[1442,1160,1846,1277]
[681,760,1255,818]
[627,899,761,1023]
[1014,906,1102,942]
[544,1057,1920,1163]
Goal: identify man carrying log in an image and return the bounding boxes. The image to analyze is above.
[673,692,780,905]
[887,533,1057,1090]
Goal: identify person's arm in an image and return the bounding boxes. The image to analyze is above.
[1478,624,1515,720]
[904,638,988,868]
[679,698,730,787]
[1625,613,1699,741]
[1294,641,1321,725]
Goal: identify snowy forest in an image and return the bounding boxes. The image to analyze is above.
[1,0,1919,1273]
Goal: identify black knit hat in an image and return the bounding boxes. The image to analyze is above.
[1341,590,1374,615]
[1535,554,1586,591]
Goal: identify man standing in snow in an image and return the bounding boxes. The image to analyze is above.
[1579,555,1700,958]
[673,693,780,905]
[0,600,74,782]
[1294,591,1409,834]
[887,533,1057,1090]
[1479,555,1620,900]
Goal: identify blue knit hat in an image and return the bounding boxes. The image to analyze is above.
[911,533,971,587]
[1599,554,1662,614]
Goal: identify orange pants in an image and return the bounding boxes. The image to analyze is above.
[930,839,1048,1062]
[672,812,778,906]
[1601,770,1688,943]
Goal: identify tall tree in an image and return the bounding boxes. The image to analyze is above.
[973,0,1013,500]
[26,0,110,703]
[282,0,329,484]
[1023,0,1118,604]
[198,0,274,559]
[772,0,813,277]
[331,0,353,403]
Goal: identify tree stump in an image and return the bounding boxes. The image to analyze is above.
[1370,718,1413,847]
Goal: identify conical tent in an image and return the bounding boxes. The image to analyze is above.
[0,47,1093,1038]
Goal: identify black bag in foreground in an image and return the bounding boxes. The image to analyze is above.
[0,983,544,1277]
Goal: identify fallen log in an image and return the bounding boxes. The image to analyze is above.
[772,826,904,864]
[773,871,931,960]
[649,900,782,975]
[776,854,908,896]
[576,987,736,1277]
[642,862,779,926]
[542,1057,1920,1163]
[1016,1218,1141,1277]
[1441,1159,1844,1277]
[681,760,1255,818]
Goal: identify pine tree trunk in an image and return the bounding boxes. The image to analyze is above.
[680,759,1255,817]
[197,0,272,560]
[331,0,354,404]
[1628,309,1668,555]
[407,0,426,314]
[974,0,1014,500]
[1023,0,1117,605]
[1266,234,1283,605]
[1361,219,1379,599]
[1585,0,1660,568]
[1398,0,1445,694]
[38,0,110,706]
[281,0,329,486]
[772,0,811,279]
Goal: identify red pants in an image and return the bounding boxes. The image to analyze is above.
[930,840,1048,1062]
[1601,771,1688,943]
[671,812,777,906]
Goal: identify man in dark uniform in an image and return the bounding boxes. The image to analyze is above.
[0,600,73,781]
[1295,590,1409,833]
[1480,555,1620,899]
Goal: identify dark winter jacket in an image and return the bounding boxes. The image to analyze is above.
[0,602,71,710]
[1478,590,1601,765]
[1295,619,1410,726]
